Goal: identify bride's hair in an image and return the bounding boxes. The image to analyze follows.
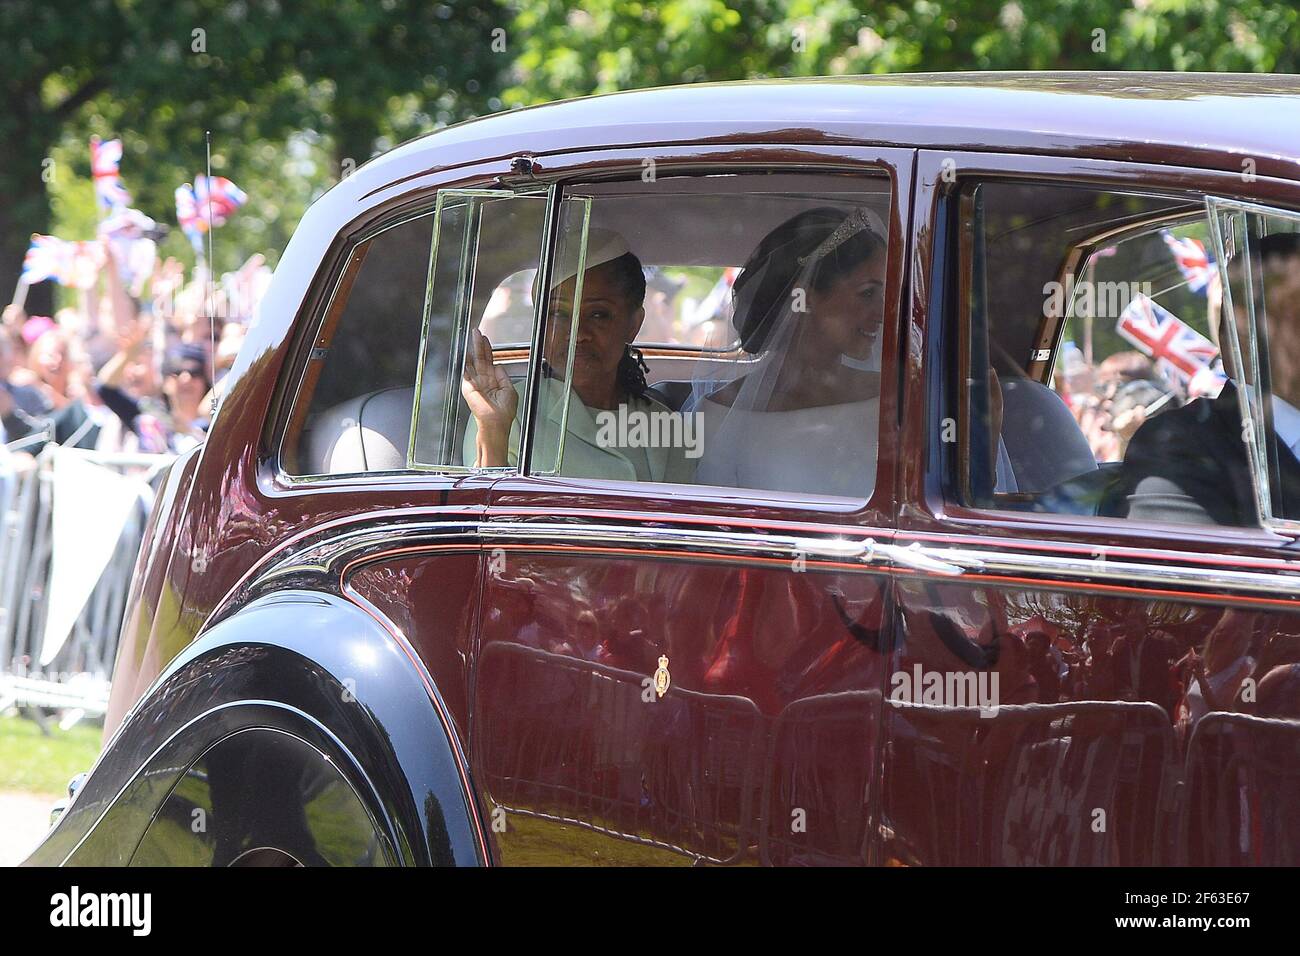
[732,207,884,353]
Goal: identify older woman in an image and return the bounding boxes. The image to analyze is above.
[462,230,695,482]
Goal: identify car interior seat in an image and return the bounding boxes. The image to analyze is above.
[644,379,702,411]
[992,377,1127,515]
[308,368,532,474]
[307,386,415,474]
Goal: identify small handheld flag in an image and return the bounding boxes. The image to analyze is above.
[175,183,204,252]
[22,234,67,285]
[90,136,131,211]
[194,175,247,225]
[1161,230,1219,297]
[22,235,105,289]
[1116,293,1219,385]
[176,175,246,253]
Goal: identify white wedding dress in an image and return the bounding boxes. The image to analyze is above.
[695,395,881,500]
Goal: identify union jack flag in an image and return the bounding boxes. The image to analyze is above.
[177,176,247,252]
[90,136,131,210]
[1188,362,1229,400]
[194,175,247,225]
[21,235,104,289]
[175,184,205,251]
[21,234,67,284]
[1116,294,1219,384]
[1161,230,1219,296]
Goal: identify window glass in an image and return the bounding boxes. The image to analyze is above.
[639,266,739,349]
[286,188,561,478]
[477,268,540,346]
[956,180,1261,527]
[445,192,592,474]
[478,173,892,500]
[411,190,551,470]
[1051,219,1222,465]
[1208,200,1300,521]
[285,212,434,476]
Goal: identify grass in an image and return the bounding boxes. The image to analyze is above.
[0,713,103,795]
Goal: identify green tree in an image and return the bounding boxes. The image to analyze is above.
[2,0,508,310]
[504,0,1300,105]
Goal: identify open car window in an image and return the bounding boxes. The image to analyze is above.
[1207,198,1300,525]
[952,179,1276,528]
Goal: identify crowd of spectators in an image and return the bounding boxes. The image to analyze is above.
[1,239,254,464]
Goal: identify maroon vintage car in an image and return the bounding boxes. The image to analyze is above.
[28,72,1300,866]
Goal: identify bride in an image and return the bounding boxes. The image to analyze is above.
[694,206,887,499]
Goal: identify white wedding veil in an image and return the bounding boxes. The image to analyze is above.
[687,204,889,497]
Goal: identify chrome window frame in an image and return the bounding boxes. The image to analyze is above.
[407,185,557,474]
[1207,195,1300,535]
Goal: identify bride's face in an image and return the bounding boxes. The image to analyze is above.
[800,253,887,364]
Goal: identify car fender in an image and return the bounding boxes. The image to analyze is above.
[24,590,485,866]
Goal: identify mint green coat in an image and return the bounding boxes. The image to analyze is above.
[463,378,696,483]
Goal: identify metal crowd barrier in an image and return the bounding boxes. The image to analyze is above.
[0,444,172,723]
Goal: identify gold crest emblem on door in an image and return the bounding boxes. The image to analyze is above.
[653,656,671,699]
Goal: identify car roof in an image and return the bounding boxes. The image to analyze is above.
[361,72,1300,192]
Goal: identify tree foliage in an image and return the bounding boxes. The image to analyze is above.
[2,0,507,305]
[504,0,1299,106]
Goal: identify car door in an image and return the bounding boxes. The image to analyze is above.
[267,182,571,765]
[266,196,514,754]
[465,145,914,865]
[887,150,1300,865]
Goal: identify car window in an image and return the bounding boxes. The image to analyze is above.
[410,190,559,471]
[507,173,892,502]
[953,179,1267,527]
[284,189,566,478]
[283,210,435,476]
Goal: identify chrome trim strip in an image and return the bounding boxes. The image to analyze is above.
[481,520,886,566]
[904,542,1300,597]
[273,466,508,489]
[249,522,482,595]
[483,522,1300,595]
[235,517,1300,616]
